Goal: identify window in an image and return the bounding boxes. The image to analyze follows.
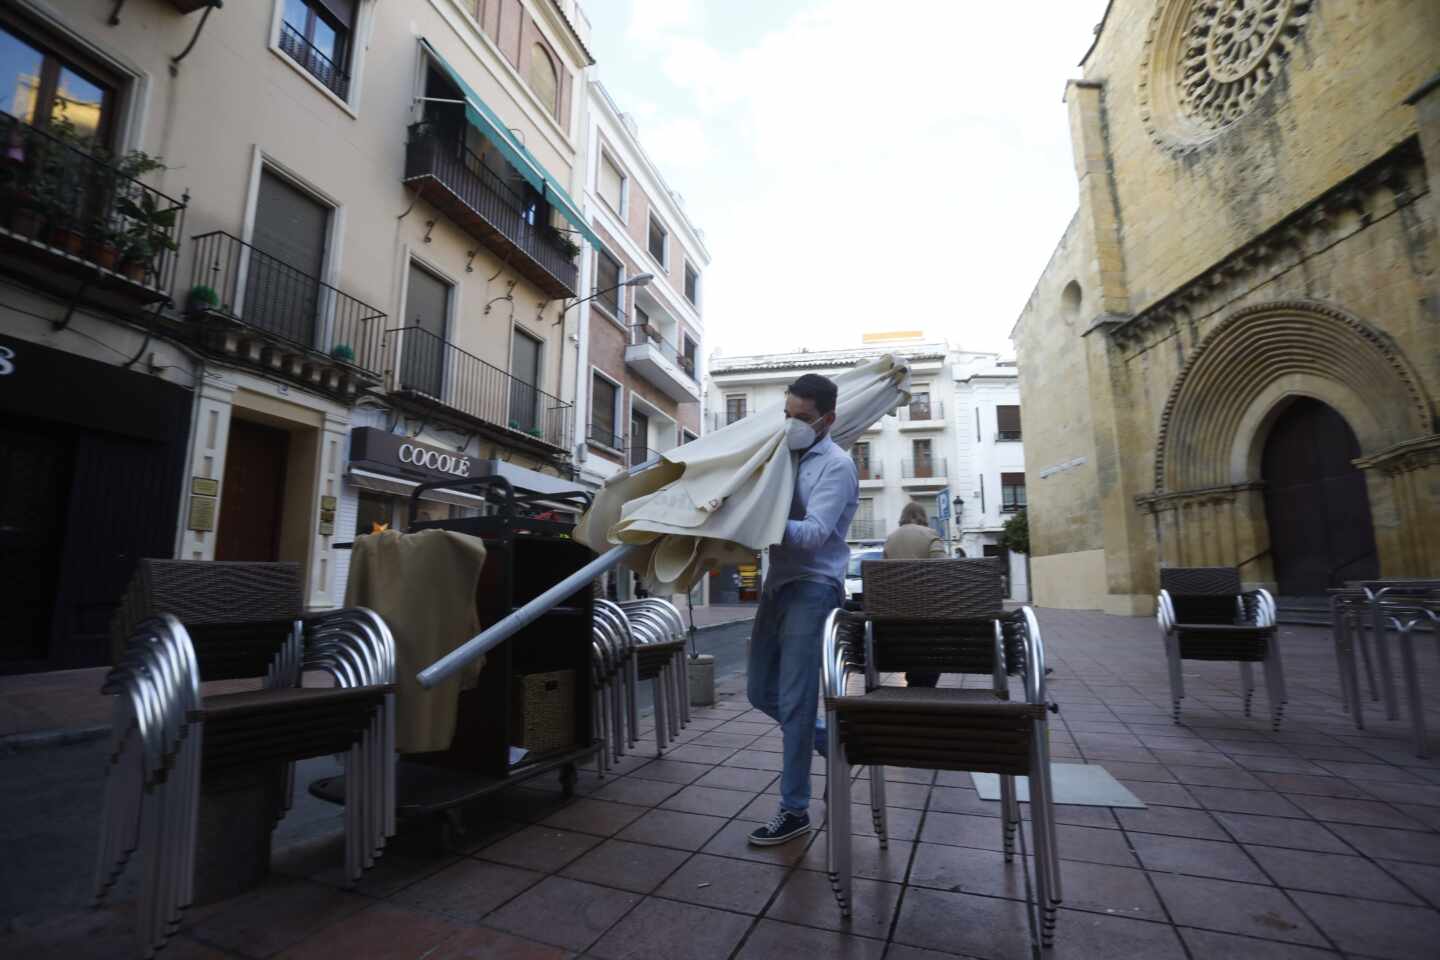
[909,388,932,421]
[509,329,543,434]
[684,262,700,305]
[355,491,394,537]
[910,439,934,478]
[647,214,668,266]
[0,20,117,145]
[725,395,747,425]
[400,263,451,397]
[598,150,625,215]
[850,498,875,540]
[852,442,872,480]
[1001,472,1027,512]
[997,404,1022,441]
[595,248,622,317]
[681,429,698,445]
[681,335,697,375]
[527,43,558,118]
[591,374,620,449]
[633,305,650,344]
[630,410,650,466]
[248,169,330,347]
[280,0,356,100]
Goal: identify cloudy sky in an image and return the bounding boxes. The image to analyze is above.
[580,0,1111,358]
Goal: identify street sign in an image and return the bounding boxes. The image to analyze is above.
[936,488,950,520]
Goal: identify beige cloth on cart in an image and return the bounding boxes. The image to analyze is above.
[576,353,912,594]
[344,528,488,752]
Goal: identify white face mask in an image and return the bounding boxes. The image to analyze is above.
[785,417,820,451]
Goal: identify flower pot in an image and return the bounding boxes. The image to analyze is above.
[50,226,87,256]
[119,259,147,282]
[92,241,119,271]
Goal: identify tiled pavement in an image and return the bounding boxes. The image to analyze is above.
[6,607,1440,959]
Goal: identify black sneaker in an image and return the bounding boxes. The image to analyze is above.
[748,809,811,846]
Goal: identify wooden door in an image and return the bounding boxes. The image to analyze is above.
[0,418,73,670]
[1261,398,1379,596]
[216,419,290,562]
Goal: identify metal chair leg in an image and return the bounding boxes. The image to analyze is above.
[1163,628,1185,723]
[1370,599,1400,720]
[1239,661,1255,718]
[869,767,888,848]
[1000,774,1019,862]
[1396,623,1429,759]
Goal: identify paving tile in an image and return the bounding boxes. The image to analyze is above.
[539,798,646,837]
[1025,802,1120,830]
[1290,890,1440,960]
[1210,812,1351,853]
[1378,859,1440,908]
[1356,780,1440,807]
[849,803,924,841]
[906,842,1028,899]
[1152,748,1241,768]
[274,903,468,959]
[1392,802,1440,830]
[1313,761,1426,784]
[1054,823,1139,867]
[1285,793,1426,829]
[849,777,932,810]
[694,765,777,793]
[1045,910,1188,959]
[799,831,914,883]
[301,849,459,898]
[1117,779,1200,808]
[926,785,998,816]
[734,919,886,960]
[590,776,683,808]
[1246,846,1422,904]
[1232,755,1330,775]
[660,784,757,818]
[701,819,816,866]
[656,852,788,913]
[1177,927,1343,959]
[692,731,763,749]
[1130,833,1267,882]
[1115,805,1226,840]
[738,793,826,826]
[1187,785,1305,817]
[476,825,601,872]
[615,808,728,851]
[186,877,370,958]
[486,876,640,952]
[390,859,543,921]
[1151,874,1327,945]
[560,838,691,894]
[1327,823,1440,864]
[919,811,1006,851]
[1100,761,1180,782]
[589,897,752,960]
[892,886,1032,958]
[425,925,571,959]
[1167,764,1268,789]
[723,749,786,771]
[766,869,901,939]
[664,743,743,766]
[1256,772,1374,798]
[628,759,712,784]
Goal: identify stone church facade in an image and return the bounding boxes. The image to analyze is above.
[1012,0,1440,614]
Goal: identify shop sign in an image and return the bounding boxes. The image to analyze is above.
[349,427,479,483]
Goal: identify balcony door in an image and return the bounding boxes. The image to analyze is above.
[630,410,650,466]
[509,329,542,435]
[246,170,328,347]
[913,438,934,478]
[400,263,449,399]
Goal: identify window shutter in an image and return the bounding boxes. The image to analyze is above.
[316,0,357,29]
[1002,472,1026,487]
[997,405,1022,434]
[599,154,624,212]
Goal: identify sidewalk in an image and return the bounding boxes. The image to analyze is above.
[688,604,759,632]
[5,608,1440,959]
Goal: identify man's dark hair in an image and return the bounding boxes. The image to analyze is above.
[787,373,838,415]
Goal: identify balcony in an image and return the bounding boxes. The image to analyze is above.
[278,21,350,100]
[388,325,574,453]
[848,521,883,542]
[624,323,700,402]
[996,430,1023,442]
[899,399,945,429]
[854,461,885,488]
[186,231,385,396]
[587,422,624,454]
[404,122,578,299]
[901,457,948,487]
[629,442,660,468]
[0,113,187,313]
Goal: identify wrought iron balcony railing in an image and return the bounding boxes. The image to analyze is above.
[190,231,386,377]
[0,112,187,298]
[899,399,944,421]
[630,443,659,468]
[854,461,883,481]
[996,430,1023,442]
[390,325,574,451]
[588,422,624,450]
[279,21,350,100]
[901,457,947,480]
[628,323,697,378]
[404,122,579,297]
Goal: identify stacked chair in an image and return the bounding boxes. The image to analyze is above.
[586,597,691,770]
[823,559,1063,947]
[622,599,691,751]
[98,561,396,959]
[1155,567,1284,728]
[592,600,639,774]
[1331,579,1440,757]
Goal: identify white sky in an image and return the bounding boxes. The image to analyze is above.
[581,0,1112,358]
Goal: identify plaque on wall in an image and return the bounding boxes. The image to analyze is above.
[191,477,219,497]
[320,495,337,510]
[188,495,217,531]
[318,521,335,536]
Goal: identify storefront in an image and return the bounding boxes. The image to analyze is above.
[0,334,191,673]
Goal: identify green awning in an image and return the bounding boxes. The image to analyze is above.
[421,39,602,254]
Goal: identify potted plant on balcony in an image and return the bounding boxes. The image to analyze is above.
[186,284,219,318]
[331,343,356,364]
[116,191,179,284]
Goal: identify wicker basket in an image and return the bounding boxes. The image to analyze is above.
[511,669,577,756]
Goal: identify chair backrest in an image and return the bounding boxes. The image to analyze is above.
[1161,567,1241,625]
[862,558,1003,620]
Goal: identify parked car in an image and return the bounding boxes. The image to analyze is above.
[845,546,884,603]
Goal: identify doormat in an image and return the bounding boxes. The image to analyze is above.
[971,763,1146,808]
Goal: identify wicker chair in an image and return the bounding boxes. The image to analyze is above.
[1156,567,1284,728]
[824,559,1062,947]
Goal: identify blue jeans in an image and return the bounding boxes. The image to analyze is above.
[747,579,841,814]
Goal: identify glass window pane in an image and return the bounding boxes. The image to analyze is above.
[311,17,340,65]
[0,28,44,123]
[283,0,311,32]
[51,68,105,141]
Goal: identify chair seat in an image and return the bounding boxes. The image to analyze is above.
[827,686,1042,717]
[1175,625,1271,662]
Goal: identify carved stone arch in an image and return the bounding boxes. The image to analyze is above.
[1153,300,1431,494]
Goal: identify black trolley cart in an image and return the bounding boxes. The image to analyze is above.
[310,475,603,834]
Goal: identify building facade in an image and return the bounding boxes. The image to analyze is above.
[1012,0,1440,613]
[706,337,1030,600]
[1,0,598,672]
[565,81,709,602]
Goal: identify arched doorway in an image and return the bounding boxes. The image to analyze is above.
[1261,398,1379,596]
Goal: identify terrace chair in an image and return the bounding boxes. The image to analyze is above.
[621,599,690,753]
[1156,567,1284,728]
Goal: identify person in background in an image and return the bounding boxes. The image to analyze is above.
[884,500,961,688]
[746,373,859,846]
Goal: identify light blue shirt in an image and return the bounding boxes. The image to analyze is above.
[765,434,860,593]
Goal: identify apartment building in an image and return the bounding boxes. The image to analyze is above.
[705,336,1029,600]
[0,0,596,672]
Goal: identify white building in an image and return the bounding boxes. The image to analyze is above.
[705,336,1030,600]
